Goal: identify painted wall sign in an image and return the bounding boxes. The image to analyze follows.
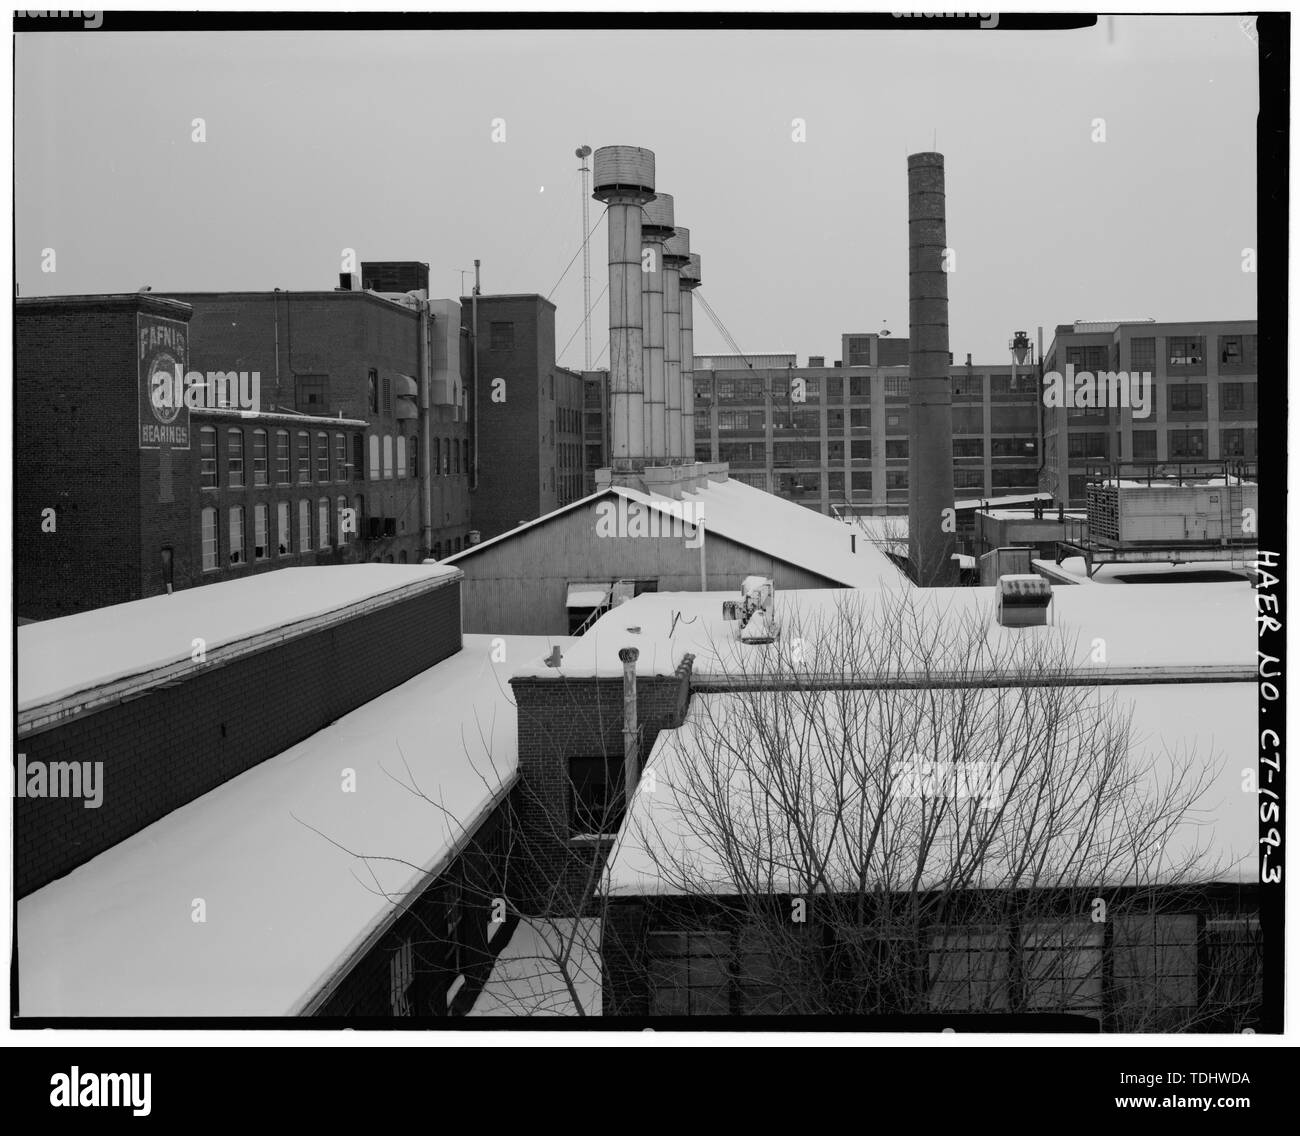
[138,314,190,451]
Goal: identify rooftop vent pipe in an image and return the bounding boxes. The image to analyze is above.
[619,646,640,802]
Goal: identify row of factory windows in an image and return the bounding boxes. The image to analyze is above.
[701,373,1038,405]
[637,912,1259,1024]
[1065,333,1258,375]
[711,409,1041,437]
[198,425,471,489]
[1064,428,1259,462]
[721,438,1038,465]
[199,499,473,571]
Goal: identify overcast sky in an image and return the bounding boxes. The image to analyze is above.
[16,16,1259,367]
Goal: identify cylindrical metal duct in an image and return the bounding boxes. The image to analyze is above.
[679,251,702,463]
[907,152,957,586]
[663,225,690,462]
[619,646,640,803]
[593,145,656,467]
[641,192,675,464]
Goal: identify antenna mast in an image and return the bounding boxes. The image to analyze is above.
[576,145,593,370]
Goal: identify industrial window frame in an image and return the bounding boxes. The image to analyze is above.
[228,505,245,566]
[199,426,218,489]
[275,429,291,485]
[227,429,244,488]
[200,507,219,571]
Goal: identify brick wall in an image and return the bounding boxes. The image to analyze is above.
[15,578,462,897]
[507,657,693,915]
[15,298,183,619]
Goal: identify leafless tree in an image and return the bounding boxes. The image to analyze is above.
[619,589,1259,1029]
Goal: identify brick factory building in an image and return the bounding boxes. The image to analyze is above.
[463,293,587,540]
[1040,319,1259,505]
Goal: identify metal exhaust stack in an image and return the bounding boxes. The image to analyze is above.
[662,224,689,461]
[619,646,640,802]
[679,251,702,462]
[641,192,675,463]
[907,152,958,586]
[592,146,656,468]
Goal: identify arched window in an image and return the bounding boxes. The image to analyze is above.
[276,501,291,555]
[354,495,364,540]
[275,429,290,484]
[228,505,245,564]
[298,499,312,551]
[337,495,350,544]
[334,433,347,481]
[316,432,330,483]
[253,503,268,560]
[383,435,393,479]
[318,497,331,548]
[201,507,218,570]
[252,429,268,486]
[200,427,218,488]
[369,434,380,480]
[396,435,407,479]
[297,431,311,484]
[228,429,244,488]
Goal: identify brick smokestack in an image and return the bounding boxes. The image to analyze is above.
[907,152,957,586]
[592,146,656,468]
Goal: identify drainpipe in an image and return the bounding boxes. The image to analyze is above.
[619,646,640,804]
[472,260,481,491]
[419,301,433,556]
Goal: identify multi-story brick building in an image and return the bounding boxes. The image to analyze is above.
[1040,319,1258,505]
[687,333,1041,515]
[463,293,586,539]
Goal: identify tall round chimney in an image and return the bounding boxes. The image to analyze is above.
[592,146,656,468]
[679,251,702,463]
[663,225,690,461]
[641,192,675,464]
[907,152,957,586]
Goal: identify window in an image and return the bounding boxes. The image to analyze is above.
[452,438,460,474]
[1168,384,1205,413]
[228,506,245,565]
[992,468,1038,488]
[1218,333,1257,369]
[1132,430,1157,461]
[647,932,732,1016]
[251,429,268,486]
[1130,337,1156,371]
[383,435,393,479]
[227,429,244,487]
[200,427,218,488]
[1111,914,1198,1030]
[1065,345,1108,372]
[352,433,364,481]
[825,377,843,399]
[846,336,873,366]
[928,929,1010,1011]
[201,507,218,571]
[1200,917,1263,1030]
[886,470,908,490]
[276,501,291,555]
[253,504,268,560]
[1068,432,1107,459]
[409,438,419,478]
[849,376,870,399]
[442,439,451,475]
[390,937,414,1017]
[954,468,984,489]
[297,431,311,484]
[317,498,331,548]
[489,321,514,351]
[334,433,347,481]
[1167,336,1204,366]
[1021,921,1103,1013]
[396,435,407,480]
[952,373,982,399]
[337,496,350,543]
[296,374,327,412]
[316,432,330,482]
[354,496,364,540]
[952,438,983,458]
[298,499,313,551]
[884,375,908,397]
[990,436,1037,458]
[368,434,380,480]
[1220,428,1246,457]
[383,374,392,414]
[275,430,290,484]
[569,755,623,835]
[1168,429,1206,459]
[885,439,908,460]
[368,369,379,414]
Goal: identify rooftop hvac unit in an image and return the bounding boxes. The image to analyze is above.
[996,574,1052,628]
[1086,484,1258,547]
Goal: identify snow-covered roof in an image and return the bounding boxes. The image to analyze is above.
[604,681,1256,897]
[516,582,1254,682]
[1038,556,1256,587]
[468,918,602,1017]
[18,565,458,722]
[447,475,905,590]
[17,633,566,1017]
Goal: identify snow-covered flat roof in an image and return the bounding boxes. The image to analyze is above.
[467,918,602,1017]
[605,682,1257,897]
[18,564,459,719]
[1040,556,1256,586]
[17,633,566,1018]
[517,581,1254,682]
